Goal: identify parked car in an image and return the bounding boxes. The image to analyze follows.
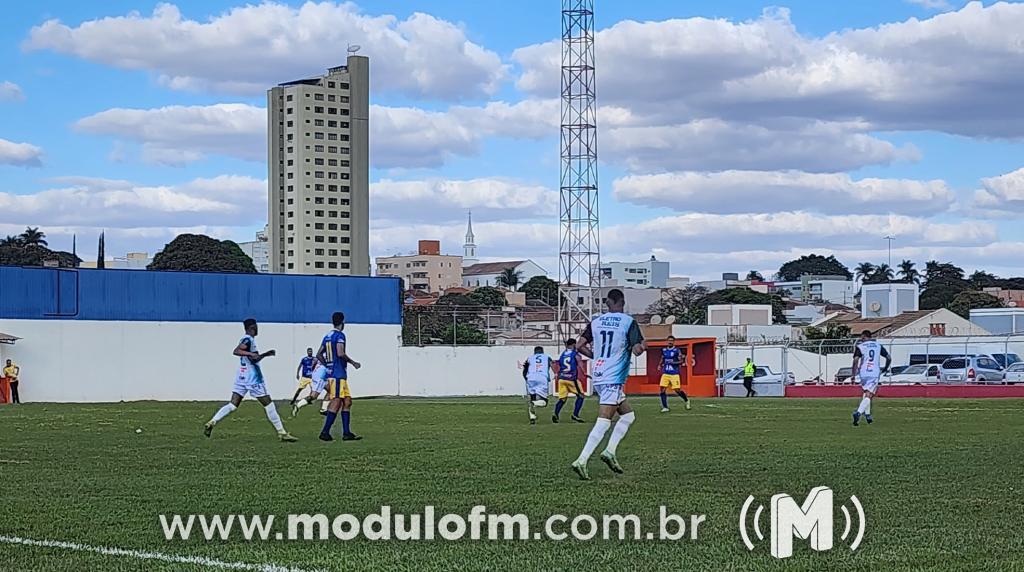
[888,365,911,376]
[1003,362,1024,384]
[834,367,854,384]
[990,353,1022,369]
[718,366,796,386]
[939,356,1004,383]
[883,364,939,385]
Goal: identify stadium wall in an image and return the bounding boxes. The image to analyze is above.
[396,346,560,397]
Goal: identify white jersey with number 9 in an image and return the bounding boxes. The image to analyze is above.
[857,340,882,379]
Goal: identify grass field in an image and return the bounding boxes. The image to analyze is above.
[1,397,1023,571]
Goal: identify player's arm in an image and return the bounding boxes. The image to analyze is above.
[335,340,361,370]
[628,322,645,356]
[316,343,329,367]
[296,360,303,379]
[522,360,529,380]
[851,346,862,375]
[233,339,260,360]
[880,346,892,373]
[577,324,594,359]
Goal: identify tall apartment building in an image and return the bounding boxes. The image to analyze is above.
[268,55,370,275]
[375,240,463,293]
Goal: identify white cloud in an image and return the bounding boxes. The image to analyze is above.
[371,220,557,262]
[0,138,43,167]
[972,167,1024,214]
[0,175,265,227]
[25,2,507,100]
[0,81,24,102]
[614,170,954,216]
[905,0,954,10]
[372,178,556,224]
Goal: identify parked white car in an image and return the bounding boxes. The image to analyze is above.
[717,366,796,386]
[1003,362,1024,384]
[883,364,939,385]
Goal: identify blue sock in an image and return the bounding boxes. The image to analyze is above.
[660,392,668,409]
[573,396,584,417]
[321,411,337,435]
[554,399,565,417]
[341,411,351,434]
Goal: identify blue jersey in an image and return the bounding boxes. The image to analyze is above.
[320,330,348,380]
[299,356,316,378]
[662,348,681,375]
[558,349,579,381]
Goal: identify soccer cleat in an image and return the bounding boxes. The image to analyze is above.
[551,415,559,423]
[530,418,537,425]
[600,451,624,474]
[661,407,670,413]
[571,415,585,423]
[291,403,300,418]
[203,422,214,438]
[571,460,590,481]
[342,433,362,441]
[319,410,328,416]
[685,401,692,410]
[865,414,873,425]
[279,432,298,442]
[319,432,334,442]
[852,411,861,426]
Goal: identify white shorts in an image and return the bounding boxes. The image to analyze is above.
[860,377,880,394]
[232,375,269,399]
[311,365,328,394]
[595,384,626,406]
[527,380,549,399]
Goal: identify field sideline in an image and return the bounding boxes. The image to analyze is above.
[1,397,1022,571]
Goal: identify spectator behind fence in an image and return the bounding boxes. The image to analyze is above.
[3,359,20,404]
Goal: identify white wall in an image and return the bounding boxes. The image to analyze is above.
[0,319,400,402]
[397,346,560,397]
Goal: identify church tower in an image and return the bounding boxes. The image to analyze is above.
[462,211,478,267]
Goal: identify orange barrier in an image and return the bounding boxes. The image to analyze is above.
[625,337,718,397]
[0,377,9,404]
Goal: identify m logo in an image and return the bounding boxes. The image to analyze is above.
[739,486,865,559]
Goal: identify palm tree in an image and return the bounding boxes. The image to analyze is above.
[19,227,47,247]
[496,267,523,290]
[0,235,22,247]
[897,260,920,284]
[854,262,876,282]
[873,263,895,282]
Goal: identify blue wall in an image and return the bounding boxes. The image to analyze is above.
[0,267,401,324]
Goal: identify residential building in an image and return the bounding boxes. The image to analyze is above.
[784,300,854,326]
[376,240,463,293]
[970,308,1024,335]
[463,260,546,288]
[861,283,919,319]
[598,256,669,288]
[268,55,370,276]
[816,308,989,337]
[666,276,691,289]
[772,275,857,306]
[981,287,1024,307]
[697,273,769,293]
[79,252,152,270]
[462,212,478,268]
[589,286,665,315]
[237,226,270,273]
[707,304,773,326]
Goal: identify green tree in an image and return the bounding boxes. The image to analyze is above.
[921,261,969,310]
[0,244,80,268]
[440,322,488,345]
[777,254,852,281]
[854,262,876,281]
[468,286,507,308]
[645,285,709,323]
[519,275,561,306]
[969,270,998,289]
[19,226,47,247]
[897,259,920,284]
[863,263,894,285]
[496,267,523,290]
[745,270,764,281]
[946,290,1002,318]
[804,323,852,340]
[688,287,788,325]
[147,234,256,273]
[0,235,22,247]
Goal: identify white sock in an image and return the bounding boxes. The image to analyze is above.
[857,397,870,414]
[295,397,310,410]
[209,403,236,424]
[320,399,330,413]
[264,403,286,433]
[864,398,872,415]
[529,401,536,417]
[576,418,612,464]
[604,412,636,455]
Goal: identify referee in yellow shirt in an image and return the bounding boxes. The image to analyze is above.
[3,359,20,404]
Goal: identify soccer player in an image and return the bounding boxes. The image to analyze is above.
[658,336,690,412]
[290,348,317,405]
[523,346,555,425]
[552,338,586,423]
[291,348,331,418]
[851,329,890,426]
[318,311,362,441]
[571,289,645,480]
[204,318,298,442]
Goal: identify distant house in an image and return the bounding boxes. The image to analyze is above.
[812,308,990,338]
[462,260,546,288]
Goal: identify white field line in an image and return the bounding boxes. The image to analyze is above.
[0,535,324,572]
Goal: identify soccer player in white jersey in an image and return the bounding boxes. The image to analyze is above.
[522,346,556,425]
[204,318,298,442]
[851,329,891,426]
[571,289,646,480]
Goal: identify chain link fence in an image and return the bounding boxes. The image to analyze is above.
[402,305,558,346]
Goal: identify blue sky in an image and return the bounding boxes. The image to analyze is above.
[2,0,1023,279]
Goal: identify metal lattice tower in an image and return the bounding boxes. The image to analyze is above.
[558,0,601,338]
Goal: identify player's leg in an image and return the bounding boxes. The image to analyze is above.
[528,394,538,424]
[672,376,690,409]
[320,379,342,441]
[292,390,319,417]
[255,393,298,441]
[290,385,303,405]
[659,375,670,412]
[572,385,618,480]
[853,384,873,426]
[10,380,19,404]
[553,381,568,422]
[340,388,361,441]
[864,388,876,424]
[205,391,244,436]
[600,399,635,474]
[571,381,585,422]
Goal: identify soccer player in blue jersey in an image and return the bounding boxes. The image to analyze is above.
[204,318,298,442]
[291,346,331,418]
[571,289,646,480]
[318,311,362,441]
[552,338,586,424]
[658,336,691,412]
[290,348,317,405]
